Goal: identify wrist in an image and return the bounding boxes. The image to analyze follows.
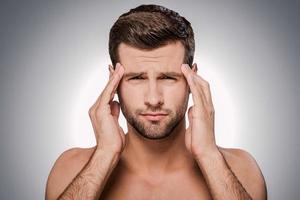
[94,147,121,166]
[96,144,123,156]
[194,146,221,164]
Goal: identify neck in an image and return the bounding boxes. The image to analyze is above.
[121,118,196,177]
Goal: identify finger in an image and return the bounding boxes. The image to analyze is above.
[185,106,193,153]
[98,63,124,108]
[119,126,126,148]
[182,63,214,109]
[194,75,214,109]
[188,106,193,122]
[181,64,206,108]
[193,63,214,107]
[108,64,114,79]
[93,63,119,105]
[101,63,124,104]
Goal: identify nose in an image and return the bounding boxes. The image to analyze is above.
[144,80,164,107]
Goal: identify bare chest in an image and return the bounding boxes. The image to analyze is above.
[99,169,212,200]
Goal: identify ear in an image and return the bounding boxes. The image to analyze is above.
[108,64,114,78]
[191,63,198,73]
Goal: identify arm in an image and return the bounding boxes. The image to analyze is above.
[195,148,266,200]
[181,63,267,199]
[57,149,120,200]
[46,63,126,200]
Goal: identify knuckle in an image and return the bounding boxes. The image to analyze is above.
[88,107,94,116]
[203,81,209,87]
[90,107,104,122]
[89,105,100,116]
[207,106,214,113]
[210,107,215,114]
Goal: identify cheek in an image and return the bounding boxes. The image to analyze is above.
[164,83,189,105]
[118,84,143,105]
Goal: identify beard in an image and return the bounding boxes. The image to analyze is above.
[118,95,189,140]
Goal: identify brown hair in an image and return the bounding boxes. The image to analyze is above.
[109,4,195,68]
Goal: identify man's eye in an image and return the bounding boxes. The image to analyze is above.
[130,76,144,80]
[129,76,175,80]
[161,76,175,80]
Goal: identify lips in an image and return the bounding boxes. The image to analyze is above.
[140,113,168,121]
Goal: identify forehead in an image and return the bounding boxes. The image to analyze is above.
[118,41,185,73]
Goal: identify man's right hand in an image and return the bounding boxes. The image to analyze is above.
[88,63,125,154]
[46,63,126,200]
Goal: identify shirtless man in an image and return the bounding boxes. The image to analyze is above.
[45,4,267,200]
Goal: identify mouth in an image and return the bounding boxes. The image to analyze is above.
[140,113,168,121]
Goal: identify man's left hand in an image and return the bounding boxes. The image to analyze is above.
[181,63,218,159]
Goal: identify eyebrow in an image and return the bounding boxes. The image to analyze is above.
[123,72,146,79]
[163,72,183,78]
[123,72,183,79]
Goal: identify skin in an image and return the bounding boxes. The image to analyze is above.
[45,41,267,200]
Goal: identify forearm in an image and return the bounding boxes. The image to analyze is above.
[196,149,252,200]
[58,148,120,200]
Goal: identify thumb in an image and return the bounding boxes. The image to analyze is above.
[119,126,126,145]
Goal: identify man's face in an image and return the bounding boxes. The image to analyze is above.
[116,41,190,140]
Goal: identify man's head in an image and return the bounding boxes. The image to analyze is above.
[108,4,196,140]
[109,4,195,67]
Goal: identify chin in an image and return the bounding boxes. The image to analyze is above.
[135,118,181,140]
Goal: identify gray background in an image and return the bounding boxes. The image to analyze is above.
[1,0,299,199]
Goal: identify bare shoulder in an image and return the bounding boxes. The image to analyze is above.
[45,146,96,200]
[218,146,267,199]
